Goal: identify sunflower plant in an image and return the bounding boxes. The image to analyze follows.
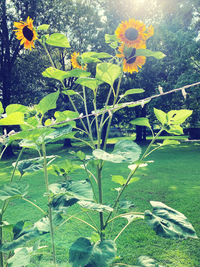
[0,17,197,266]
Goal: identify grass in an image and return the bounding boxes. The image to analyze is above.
[0,138,200,266]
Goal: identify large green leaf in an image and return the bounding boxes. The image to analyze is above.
[37,24,50,31]
[136,49,166,59]
[69,237,93,267]
[137,256,163,267]
[6,104,29,115]
[121,88,145,98]
[9,128,54,144]
[96,63,121,86]
[36,90,59,115]
[46,33,70,48]
[75,77,103,91]
[43,125,72,143]
[49,180,93,201]
[13,155,57,176]
[81,52,112,64]
[78,201,113,212]
[93,140,141,163]
[0,112,25,125]
[145,201,198,239]
[42,67,70,82]
[105,34,118,48]
[162,139,180,146]
[7,247,31,267]
[166,125,183,135]
[86,240,117,267]
[167,110,193,125]
[154,108,167,125]
[130,117,151,128]
[0,217,50,252]
[0,183,28,202]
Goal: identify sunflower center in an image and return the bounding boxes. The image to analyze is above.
[125,28,138,41]
[126,48,136,64]
[22,26,34,41]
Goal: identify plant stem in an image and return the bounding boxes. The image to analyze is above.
[82,86,94,144]
[97,163,104,240]
[104,127,165,230]
[41,142,57,266]
[10,147,24,183]
[0,213,3,267]
[22,198,46,215]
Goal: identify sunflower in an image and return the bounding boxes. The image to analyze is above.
[115,18,154,48]
[71,52,87,70]
[13,17,37,50]
[117,44,146,74]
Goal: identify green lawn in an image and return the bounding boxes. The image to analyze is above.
[0,139,200,266]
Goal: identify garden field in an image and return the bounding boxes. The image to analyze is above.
[0,139,200,266]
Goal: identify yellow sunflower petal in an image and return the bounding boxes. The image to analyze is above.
[13,17,37,50]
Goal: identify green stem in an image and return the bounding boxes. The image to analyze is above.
[114,221,131,242]
[0,213,3,267]
[41,42,56,68]
[97,164,104,240]
[82,86,94,144]
[10,147,24,183]
[104,127,165,230]
[41,142,56,266]
[22,198,46,215]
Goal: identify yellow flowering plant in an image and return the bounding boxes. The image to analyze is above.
[0,17,197,267]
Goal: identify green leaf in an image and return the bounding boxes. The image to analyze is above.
[136,49,166,59]
[93,140,141,164]
[104,34,118,48]
[0,112,25,125]
[130,117,151,128]
[154,108,167,125]
[6,104,29,115]
[166,125,183,135]
[49,180,93,201]
[96,63,121,86]
[36,90,59,115]
[13,156,57,176]
[0,183,28,202]
[137,255,163,267]
[75,77,103,91]
[162,139,180,146]
[145,201,198,239]
[167,110,193,125]
[105,34,118,44]
[78,201,113,212]
[112,175,126,185]
[118,200,135,210]
[9,128,54,144]
[65,68,91,78]
[87,240,117,267]
[46,33,70,48]
[76,150,86,161]
[43,125,72,144]
[0,217,50,252]
[37,24,50,31]
[7,247,31,267]
[81,52,112,64]
[69,238,93,267]
[42,67,69,82]
[121,88,145,98]
[0,102,3,114]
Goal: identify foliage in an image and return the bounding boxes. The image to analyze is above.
[0,13,198,267]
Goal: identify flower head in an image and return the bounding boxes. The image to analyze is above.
[71,52,87,70]
[117,44,146,74]
[115,18,154,48]
[14,17,37,50]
